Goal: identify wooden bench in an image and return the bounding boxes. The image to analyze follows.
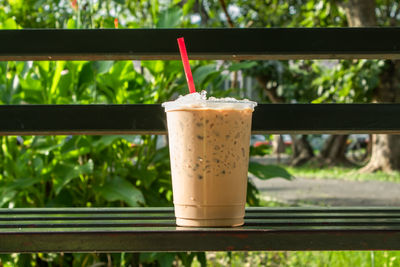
[2,207,400,252]
[1,28,400,252]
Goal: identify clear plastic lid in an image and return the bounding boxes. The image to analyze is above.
[162,91,257,112]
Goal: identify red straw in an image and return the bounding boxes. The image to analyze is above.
[177,37,196,94]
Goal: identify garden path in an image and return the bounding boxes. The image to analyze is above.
[253,176,400,206]
[251,156,400,206]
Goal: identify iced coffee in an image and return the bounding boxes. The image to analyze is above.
[162,91,257,227]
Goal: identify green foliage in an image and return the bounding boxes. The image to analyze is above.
[250,144,273,156]
[312,60,385,103]
[243,60,320,103]
[97,177,145,206]
[140,252,176,267]
[208,250,400,267]
[156,6,183,28]
[207,0,346,28]
[0,59,180,265]
[249,162,293,181]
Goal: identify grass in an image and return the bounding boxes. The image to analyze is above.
[284,163,400,183]
[200,251,400,267]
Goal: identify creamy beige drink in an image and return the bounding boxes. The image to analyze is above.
[163,91,257,227]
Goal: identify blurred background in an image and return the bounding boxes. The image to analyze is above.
[0,0,400,266]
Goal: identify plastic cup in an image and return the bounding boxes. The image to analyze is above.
[163,96,257,227]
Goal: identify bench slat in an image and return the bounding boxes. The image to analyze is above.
[2,219,400,227]
[3,213,400,220]
[2,206,400,213]
[1,104,400,135]
[1,207,400,252]
[1,28,400,61]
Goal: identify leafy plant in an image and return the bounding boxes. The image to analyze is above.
[312,60,385,103]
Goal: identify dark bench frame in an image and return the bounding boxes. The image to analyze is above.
[1,28,400,252]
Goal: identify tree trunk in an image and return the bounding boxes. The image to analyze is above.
[366,134,373,161]
[361,60,400,172]
[317,0,376,167]
[272,135,285,155]
[290,135,314,167]
[317,133,350,166]
[340,0,377,27]
[342,0,400,172]
[272,135,285,164]
[361,134,400,172]
[255,76,313,165]
[318,135,351,166]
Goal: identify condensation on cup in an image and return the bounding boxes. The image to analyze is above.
[162,91,257,227]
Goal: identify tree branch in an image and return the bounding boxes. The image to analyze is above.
[218,0,234,28]
[391,2,400,26]
[255,76,285,103]
[195,0,210,26]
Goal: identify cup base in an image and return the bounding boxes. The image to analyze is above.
[176,217,244,227]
